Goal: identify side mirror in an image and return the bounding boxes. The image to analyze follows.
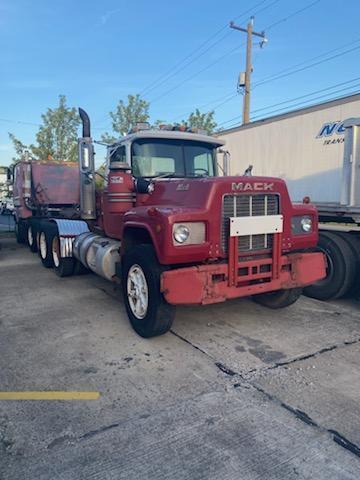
[218,149,230,176]
[134,178,154,194]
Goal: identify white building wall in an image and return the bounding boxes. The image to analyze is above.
[218,96,360,204]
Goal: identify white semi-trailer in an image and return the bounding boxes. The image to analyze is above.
[218,93,360,300]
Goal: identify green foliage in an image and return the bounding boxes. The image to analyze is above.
[8,133,29,163]
[102,94,150,142]
[9,95,80,162]
[183,109,217,134]
[95,164,106,189]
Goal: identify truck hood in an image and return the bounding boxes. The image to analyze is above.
[139,176,291,211]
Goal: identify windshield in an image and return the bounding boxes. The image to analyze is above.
[131,139,216,178]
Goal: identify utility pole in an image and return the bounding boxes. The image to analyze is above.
[230,17,267,124]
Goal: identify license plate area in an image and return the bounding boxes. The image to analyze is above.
[230,215,283,237]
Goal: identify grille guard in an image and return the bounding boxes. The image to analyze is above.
[228,232,282,287]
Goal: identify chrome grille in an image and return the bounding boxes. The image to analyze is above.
[221,194,279,254]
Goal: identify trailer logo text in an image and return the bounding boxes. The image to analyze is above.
[232,182,274,192]
[317,121,345,145]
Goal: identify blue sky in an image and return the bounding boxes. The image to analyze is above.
[1,0,360,166]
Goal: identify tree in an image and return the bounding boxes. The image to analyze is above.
[9,95,80,162]
[183,109,217,134]
[8,133,29,163]
[102,94,150,143]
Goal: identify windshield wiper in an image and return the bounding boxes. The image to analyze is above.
[151,173,183,179]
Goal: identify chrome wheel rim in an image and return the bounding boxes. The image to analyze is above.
[127,264,148,319]
[39,232,47,259]
[28,227,33,246]
[52,237,60,267]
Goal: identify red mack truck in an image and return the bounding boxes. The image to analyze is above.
[11,109,326,337]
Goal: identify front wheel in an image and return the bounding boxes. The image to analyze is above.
[252,288,302,309]
[122,244,175,338]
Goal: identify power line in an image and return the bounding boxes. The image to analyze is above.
[149,41,246,103]
[266,0,321,31]
[139,0,272,97]
[255,44,360,89]
[251,86,360,121]
[140,30,234,98]
[172,39,360,126]
[149,0,283,104]
[252,77,360,113]
[172,91,236,122]
[0,118,40,127]
[253,37,360,88]
[217,76,360,128]
[94,0,281,127]
[168,0,322,120]
[221,89,360,130]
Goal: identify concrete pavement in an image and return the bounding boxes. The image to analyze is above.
[0,237,359,479]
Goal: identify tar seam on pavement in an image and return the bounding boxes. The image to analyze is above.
[170,328,360,459]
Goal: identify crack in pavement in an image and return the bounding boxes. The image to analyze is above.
[253,383,360,459]
[245,336,360,378]
[46,422,122,450]
[170,330,360,460]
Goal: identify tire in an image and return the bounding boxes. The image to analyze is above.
[27,224,38,252]
[331,232,360,298]
[38,223,57,268]
[304,231,357,300]
[122,244,176,338]
[73,260,89,275]
[253,287,302,309]
[51,234,75,277]
[15,220,27,244]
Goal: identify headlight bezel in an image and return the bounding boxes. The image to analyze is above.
[172,222,206,246]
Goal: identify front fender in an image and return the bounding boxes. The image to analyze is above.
[122,207,211,265]
[122,221,163,262]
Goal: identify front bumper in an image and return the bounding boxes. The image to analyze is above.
[160,251,326,305]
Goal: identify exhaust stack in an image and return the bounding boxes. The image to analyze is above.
[78,108,96,220]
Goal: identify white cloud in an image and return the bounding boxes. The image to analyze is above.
[100,8,122,25]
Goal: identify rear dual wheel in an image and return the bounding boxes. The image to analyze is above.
[15,220,27,244]
[38,227,55,268]
[28,225,38,252]
[304,231,357,300]
[51,235,75,277]
[38,223,75,276]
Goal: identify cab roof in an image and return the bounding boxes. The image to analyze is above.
[109,129,225,148]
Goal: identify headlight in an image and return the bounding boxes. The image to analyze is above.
[301,216,312,232]
[173,225,190,244]
[291,216,313,235]
[173,222,205,245]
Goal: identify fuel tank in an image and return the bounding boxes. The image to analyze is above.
[107,167,135,214]
[73,232,121,281]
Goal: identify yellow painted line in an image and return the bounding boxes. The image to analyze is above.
[0,391,100,400]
